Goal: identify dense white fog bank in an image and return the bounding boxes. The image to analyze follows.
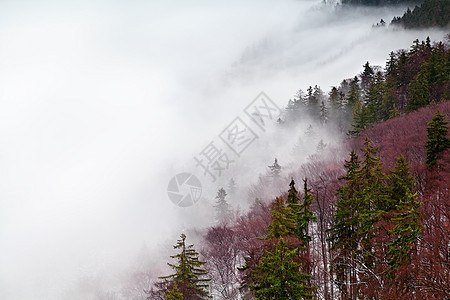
[0,0,447,298]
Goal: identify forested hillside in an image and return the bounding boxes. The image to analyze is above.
[341,0,415,6]
[143,38,449,299]
[391,0,450,28]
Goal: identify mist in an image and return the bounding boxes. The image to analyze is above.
[0,0,447,299]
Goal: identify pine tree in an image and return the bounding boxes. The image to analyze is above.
[387,192,421,272]
[158,234,210,299]
[329,86,342,112]
[425,109,450,169]
[250,238,315,299]
[267,197,296,239]
[365,71,385,123]
[349,100,370,135]
[407,65,430,111]
[319,100,328,125]
[345,76,361,113]
[329,150,361,299]
[268,158,282,178]
[286,178,300,206]
[361,61,374,91]
[387,156,415,211]
[214,188,231,223]
[296,178,316,246]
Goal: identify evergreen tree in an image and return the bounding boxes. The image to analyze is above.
[329,150,361,299]
[329,86,343,113]
[407,65,430,111]
[250,238,315,300]
[365,71,386,123]
[386,157,421,274]
[214,188,231,223]
[158,234,210,299]
[304,125,317,143]
[387,192,421,273]
[385,51,397,76]
[387,156,415,210]
[286,178,300,206]
[268,158,282,178]
[296,178,316,246]
[361,61,374,91]
[425,109,450,169]
[227,178,237,196]
[349,100,370,135]
[316,139,327,153]
[345,76,361,112]
[319,100,328,125]
[267,197,296,239]
[330,139,387,297]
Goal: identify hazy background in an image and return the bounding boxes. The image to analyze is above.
[0,0,447,299]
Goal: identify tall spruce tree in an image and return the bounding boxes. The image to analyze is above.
[425,109,450,169]
[349,100,370,136]
[386,157,422,275]
[268,158,282,178]
[319,100,328,125]
[249,237,315,300]
[157,234,210,300]
[296,178,316,246]
[407,66,430,111]
[365,71,385,123]
[214,188,231,223]
[387,156,415,210]
[329,150,361,299]
[345,76,361,113]
[267,197,296,239]
[387,192,421,273]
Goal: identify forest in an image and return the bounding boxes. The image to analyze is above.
[142,37,450,300]
[391,0,450,28]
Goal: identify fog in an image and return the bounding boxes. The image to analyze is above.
[0,0,447,299]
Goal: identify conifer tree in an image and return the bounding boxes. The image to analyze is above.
[386,157,422,276]
[316,139,327,153]
[268,158,282,178]
[158,234,210,299]
[407,66,430,111]
[319,100,328,125]
[286,178,300,206]
[345,76,361,113]
[361,61,374,91]
[387,156,415,211]
[250,238,315,299]
[329,150,361,298]
[349,100,370,135]
[387,192,421,273]
[365,71,385,123]
[329,86,341,110]
[425,109,450,169]
[267,197,296,239]
[214,188,231,223]
[296,178,316,246]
